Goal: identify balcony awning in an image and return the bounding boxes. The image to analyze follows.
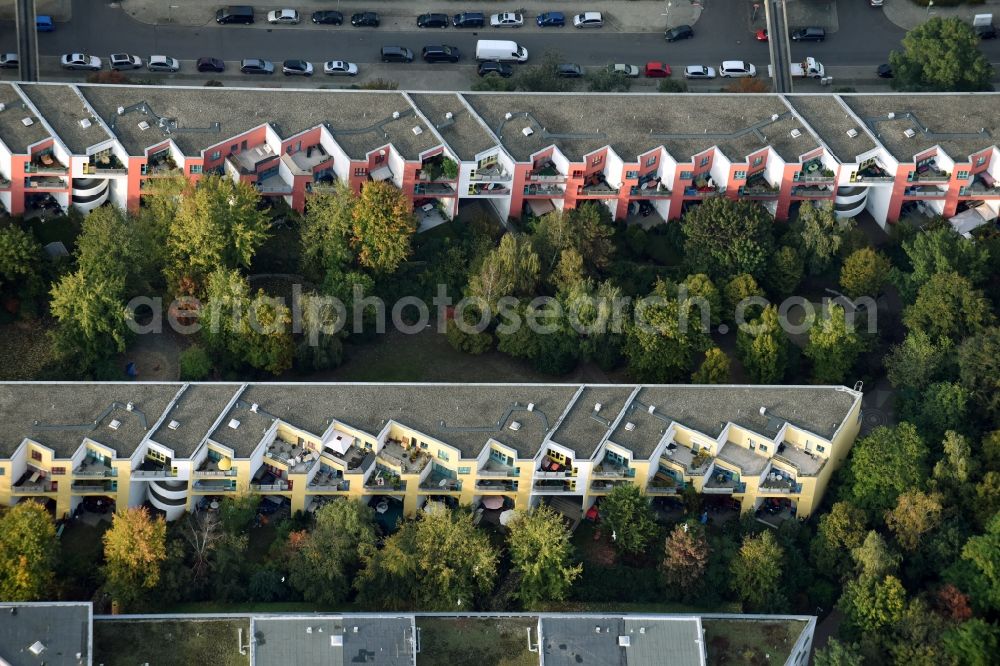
[370,166,393,182]
[527,198,556,217]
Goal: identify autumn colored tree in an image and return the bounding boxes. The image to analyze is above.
[103,507,167,609]
[0,501,57,601]
[885,490,943,551]
[351,180,417,274]
[810,501,868,580]
[507,505,582,608]
[299,183,356,282]
[660,522,709,589]
[935,583,973,621]
[723,273,765,324]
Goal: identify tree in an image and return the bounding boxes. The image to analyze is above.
[507,505,582,608]
[813,639,864,666]
[765,245,804,299]
[661,522,709,589]
[852,530,901,580]
[586,68,632,92]
[942,619,1000,665]
[289,500,376,605]
[300,184,356,282]
[531,204,614,277]
[565,278,626,370]
[958,327,1000,423]
[844,423,929,516]
[294,291,346,372]
[510,51,575,92]
[445,306,494,354]
[468,233,540,312]
[795,202,855,275]
[730,531,783,610]
[841,574,907,631]
[179,345,212,380]
[496,299,581,376]
[737,305,789,384]
[682,197,775,281]
[167,175,269,290]
[356,509,498,610]
[810,501,868,580]
[49,270,131,372]
[683,274,721,326]
[199,268,294,375]
[551,248,585,294]
[624,280,711,382]
[934,431,978,492]
[723,273,765,324]
[471,72,517,92]
[903,271,994,344]
[103,507,167,609]
[884,330,953,392]
[899,226,990,299]
[691,347,730,384]
[886,490,943,551]
[805,304,863,384]
[0,501,57,601]
[902,381,970,443]
[840,247,891,298]
[961,512,1000,611]
[602,484,659,557]
[889,17,993,92]
[351,181,416,273]
[658,79,687,93]
[76,205,156,293]
[0,224,43,297]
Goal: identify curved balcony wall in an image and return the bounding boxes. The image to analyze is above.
[71,178,110,213]
[834,186,868,219]
[147,481,189,520]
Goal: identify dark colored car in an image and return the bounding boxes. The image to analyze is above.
[557,63,583,78]
[664,25,694,42]
[876,63,893,78]
[216,6,254,24]
[311,10,343,25]
[790,27,826,41]
[422,45,461,63]
[478,60,513,77]
[351,12,380,27]
[536,12,566,27]
[380,46,414,63]
[976,24,997,39]
[453,12,485,28]
[417,13,449,28]
[196,57,225,73]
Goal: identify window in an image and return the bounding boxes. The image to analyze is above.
[437,450,450,462]
[679,170,693,180]
[189,165,202,174]
[957,170,970,180]
[625,170,638,180]
[211,151,221,161]
[458,466,471,475]
[699,155,710,167]
[748,440,756,450]
[374,154,384,164]
[976,155,987,166]
[354,168,367,177]
[734,170,746,180]
[572,169,583,177]
[0,467,4,476]
[591,154,603,166]
[231,144,239,153]
[241,140,248,150]
[31,450,41,461]
[420,441,428,449]
[752,156,764,167]
[817,445,826,453]
[51,467,66,475]
[646,155,657,167]
[759,444,768,452]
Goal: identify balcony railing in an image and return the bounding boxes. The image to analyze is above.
[579,183,620,196]
[71,482,116,493]
[527,164,565,182]
[791,186,833,198]
[533,479,574,492]
[84,163,127,176]
[760,481,803,494]
[13,483,55,494]
[523,184,565,196]
[470,168,511,182]
[250,481,289,492]
[25,177,67,189]
[25,159,67,174]
[131,468,174,479]
[419,478,462,492]
[630,183,671,197]
[73,465,116,478]
[192,480,236,492]
[194,468,238,478]
[0,176,12,188]
[414,182,456,195]
[257,181,293,195]
[684,187,726,198]
[475,479,518,492]
[468,184,510,195]
[309,480,351,492]
[904,186,947,197]
[910,170,950,183]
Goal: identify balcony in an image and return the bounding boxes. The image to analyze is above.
[470,163,511,182]
[592,457,635,479]
[192,479,236,492]
[307,172,338,194]
[479,457,520,478]
[534,479,575,492]
[414,181,456,196]
[85,151,127,175]
[904,185,947,197]
[74,458,116,478]
[228,144,277,175]
[420,469,462,492]
[289,144,332,172]
[194,456,237,478]
[527,161,565,182]
[256,174,293,195]
[760,471,802,494]
[791,186,833,198]
[71,480,117,493]
[25,176,67,190]
[962,173,1000,195]
[265,438,317,474]
[579,174,620,196]
[475,479,519,492]
[523,183,565,197]
[131,458,174,479]
[630,180,671,197]
[854,164,894,183]
[365,467,407,492]
[703,469,745,494]
[309,468,350,492]
[12,481,55,494]
[250,481,289,492]
[647,471,681,495]
[143,151,180,176]
[795,159,835,183]
[378,440,430,475]
[25,153,67,174]
[684,186,726,198]
[740,173,779,197]
[662,443,712,476]
[468,182,510,196]
[590,479,633,492]
[417,155,459,183]
[910,165,950,183]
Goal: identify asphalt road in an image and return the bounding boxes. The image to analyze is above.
[0,1,998,82]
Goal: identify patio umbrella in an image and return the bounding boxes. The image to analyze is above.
[217,457,232,472]
[499,509,516,526]
[482,496,504,510]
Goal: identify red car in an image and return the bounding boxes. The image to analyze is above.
[756,28,768,41]
[644,61,672,77]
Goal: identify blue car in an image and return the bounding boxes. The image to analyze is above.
[36,15,55,32]
[536,11,565,27]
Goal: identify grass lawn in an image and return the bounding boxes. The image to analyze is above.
[24,214,82,249]
[246,521,278,564]
[417,617,538,666]
[0,320,56,380]
[54,519,109,601]
[703,619,808,666]
[94,620,250,666]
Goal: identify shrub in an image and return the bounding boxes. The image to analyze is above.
[658,79,687,93]
[179,345,212,380]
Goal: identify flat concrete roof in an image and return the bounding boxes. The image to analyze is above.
[252,616,414,666]
[19,84,112,154]
[551,386,632,459]
[149,384,240,457]
[540,616,703,666]
[785,95,877,162]
[408,93,499,161]
[717,441,769,476]
[0,84,50,153]
[0,602,90,666]
[841,93,1000,162]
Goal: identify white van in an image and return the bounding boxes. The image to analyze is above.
[720,60,757,77]
[475,39,529,63]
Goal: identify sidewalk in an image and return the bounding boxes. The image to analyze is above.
[883,0,1000,30]
[0,0,71,21]
[115,0,702,33]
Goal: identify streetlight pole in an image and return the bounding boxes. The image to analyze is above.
[927,0,934,16]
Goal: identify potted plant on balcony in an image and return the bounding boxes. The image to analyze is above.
[441,157,458,181]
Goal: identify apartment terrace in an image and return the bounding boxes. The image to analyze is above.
[85,148,127,175]
[379,439,430,475]
[909,161,950,182]
[365,465,407,492]
[740,172,779,197]
[480,456,520,477]
[73,456,116,478]
[194,455,237,478]
[526,160,565,182]
[630,174,671,197]
[288,143,331,172]
[257,173,293,195]
[420,467,462,492]
[794,157,835,183]
[760,466,801,493]
[717,442,769,478]
[309,467,350,491]
[470,162,512,182]
[964,173,1000,195]
[791,185,834,198]
[663,443,712,476]
[703,466,745,494]
[264,438,316,474]
[143,149,179,176]
[774,443,825,476]
[71,479,117,493]
[25,150,67,174]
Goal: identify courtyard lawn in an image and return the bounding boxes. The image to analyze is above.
[703,619,808,666]
[417,617,538,666]
[93,620,250,666]
[54,519,109,601]
[0,321,56,380]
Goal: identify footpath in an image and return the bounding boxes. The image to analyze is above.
[883,0,1000,30]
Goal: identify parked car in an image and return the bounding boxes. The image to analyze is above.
[422,45,461,63]
[282,59,314,76]
[869,0,884,6]
[196,57,226,73]
[609,63,640,78]
[477,60,514,77]
[684,64,716,79]
[719,60,756,77]
[109,53,142,70]
[536,12,566,27]
[557,63,583,78]
[323,60,358,76]
[644,62,671,77]
[60,53,101,71]
[380,46,414,63]
[417,13,450,28]
[36,15,55,31]
[351,12,380,27]
[573,12,603,28]
[790,27,826,41]
[490,12,524,28]
[876,63,893,78]
[976,24,997,39]
[756,28,768,41]
[267,9,300,24]
[216,6,254,24]
[240,58,275,74]
[665,25,694,41]
[147,55,180,72]
[0,53,18,69]
[311,10,343,25]
[453,12,485,27]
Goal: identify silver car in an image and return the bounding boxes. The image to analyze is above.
[60,53,102,71]
[323,60,359,76]
[147,55,180,72]
[684,65,716,79]
[109,53,142,70]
